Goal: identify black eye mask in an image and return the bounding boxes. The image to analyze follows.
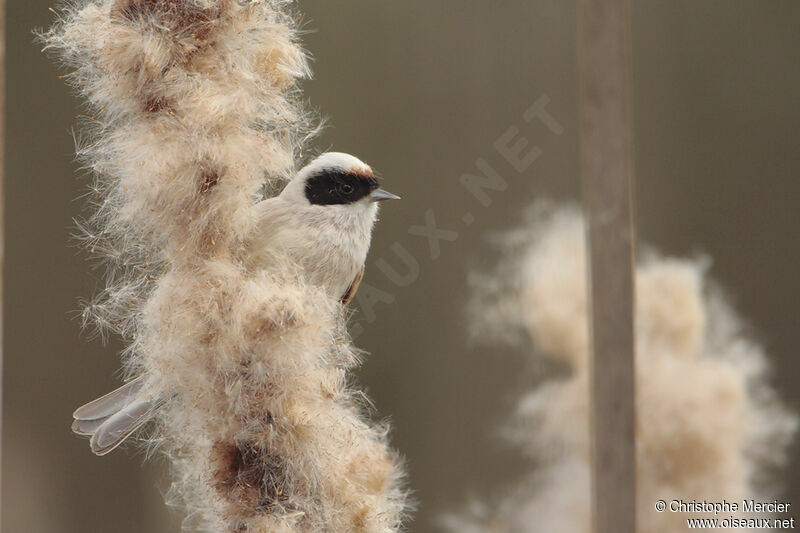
[304,169,379,205]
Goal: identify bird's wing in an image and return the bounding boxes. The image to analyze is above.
[340,265,365,305]
[247,198,305,262]
[73,375,146,421]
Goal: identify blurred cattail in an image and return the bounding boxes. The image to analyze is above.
[42,1,407,531]
[444,204,796,533]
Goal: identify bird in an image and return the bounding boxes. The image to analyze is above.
[72,152,400,455]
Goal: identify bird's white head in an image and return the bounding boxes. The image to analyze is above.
[280,152,400,211]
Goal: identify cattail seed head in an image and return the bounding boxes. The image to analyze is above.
[448,204,796,533]
[43,1,408,531]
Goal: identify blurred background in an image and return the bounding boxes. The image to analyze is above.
[4,1,800,532]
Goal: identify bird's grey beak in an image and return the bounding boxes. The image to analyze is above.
[369,188,401,202]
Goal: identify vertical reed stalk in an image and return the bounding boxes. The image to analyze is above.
[577,1,637,531]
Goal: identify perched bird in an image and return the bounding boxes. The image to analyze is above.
[72,152,399,455]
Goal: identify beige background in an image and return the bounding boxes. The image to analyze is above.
[5,1,800,532]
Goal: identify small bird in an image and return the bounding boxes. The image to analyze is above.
[72,152,399,455]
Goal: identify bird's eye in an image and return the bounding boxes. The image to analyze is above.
[340,183,354,194]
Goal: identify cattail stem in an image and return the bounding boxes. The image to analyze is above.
[0,0,5,519]
[577,1,637,531]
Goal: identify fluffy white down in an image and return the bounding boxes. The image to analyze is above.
[443,203,797,533]
[43,2,408,532]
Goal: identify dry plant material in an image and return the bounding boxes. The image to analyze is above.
[444,204,797,533]
[42,1,408,531]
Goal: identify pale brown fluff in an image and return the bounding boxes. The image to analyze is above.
[443,204,796,533]
[43,1,408,531]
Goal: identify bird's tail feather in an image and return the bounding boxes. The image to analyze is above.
[73,375,145,421]
[71,417,108,436]
[72,376,160,455]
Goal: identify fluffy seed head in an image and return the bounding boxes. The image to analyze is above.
[43,1,409,531]
[445,204,797,533]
